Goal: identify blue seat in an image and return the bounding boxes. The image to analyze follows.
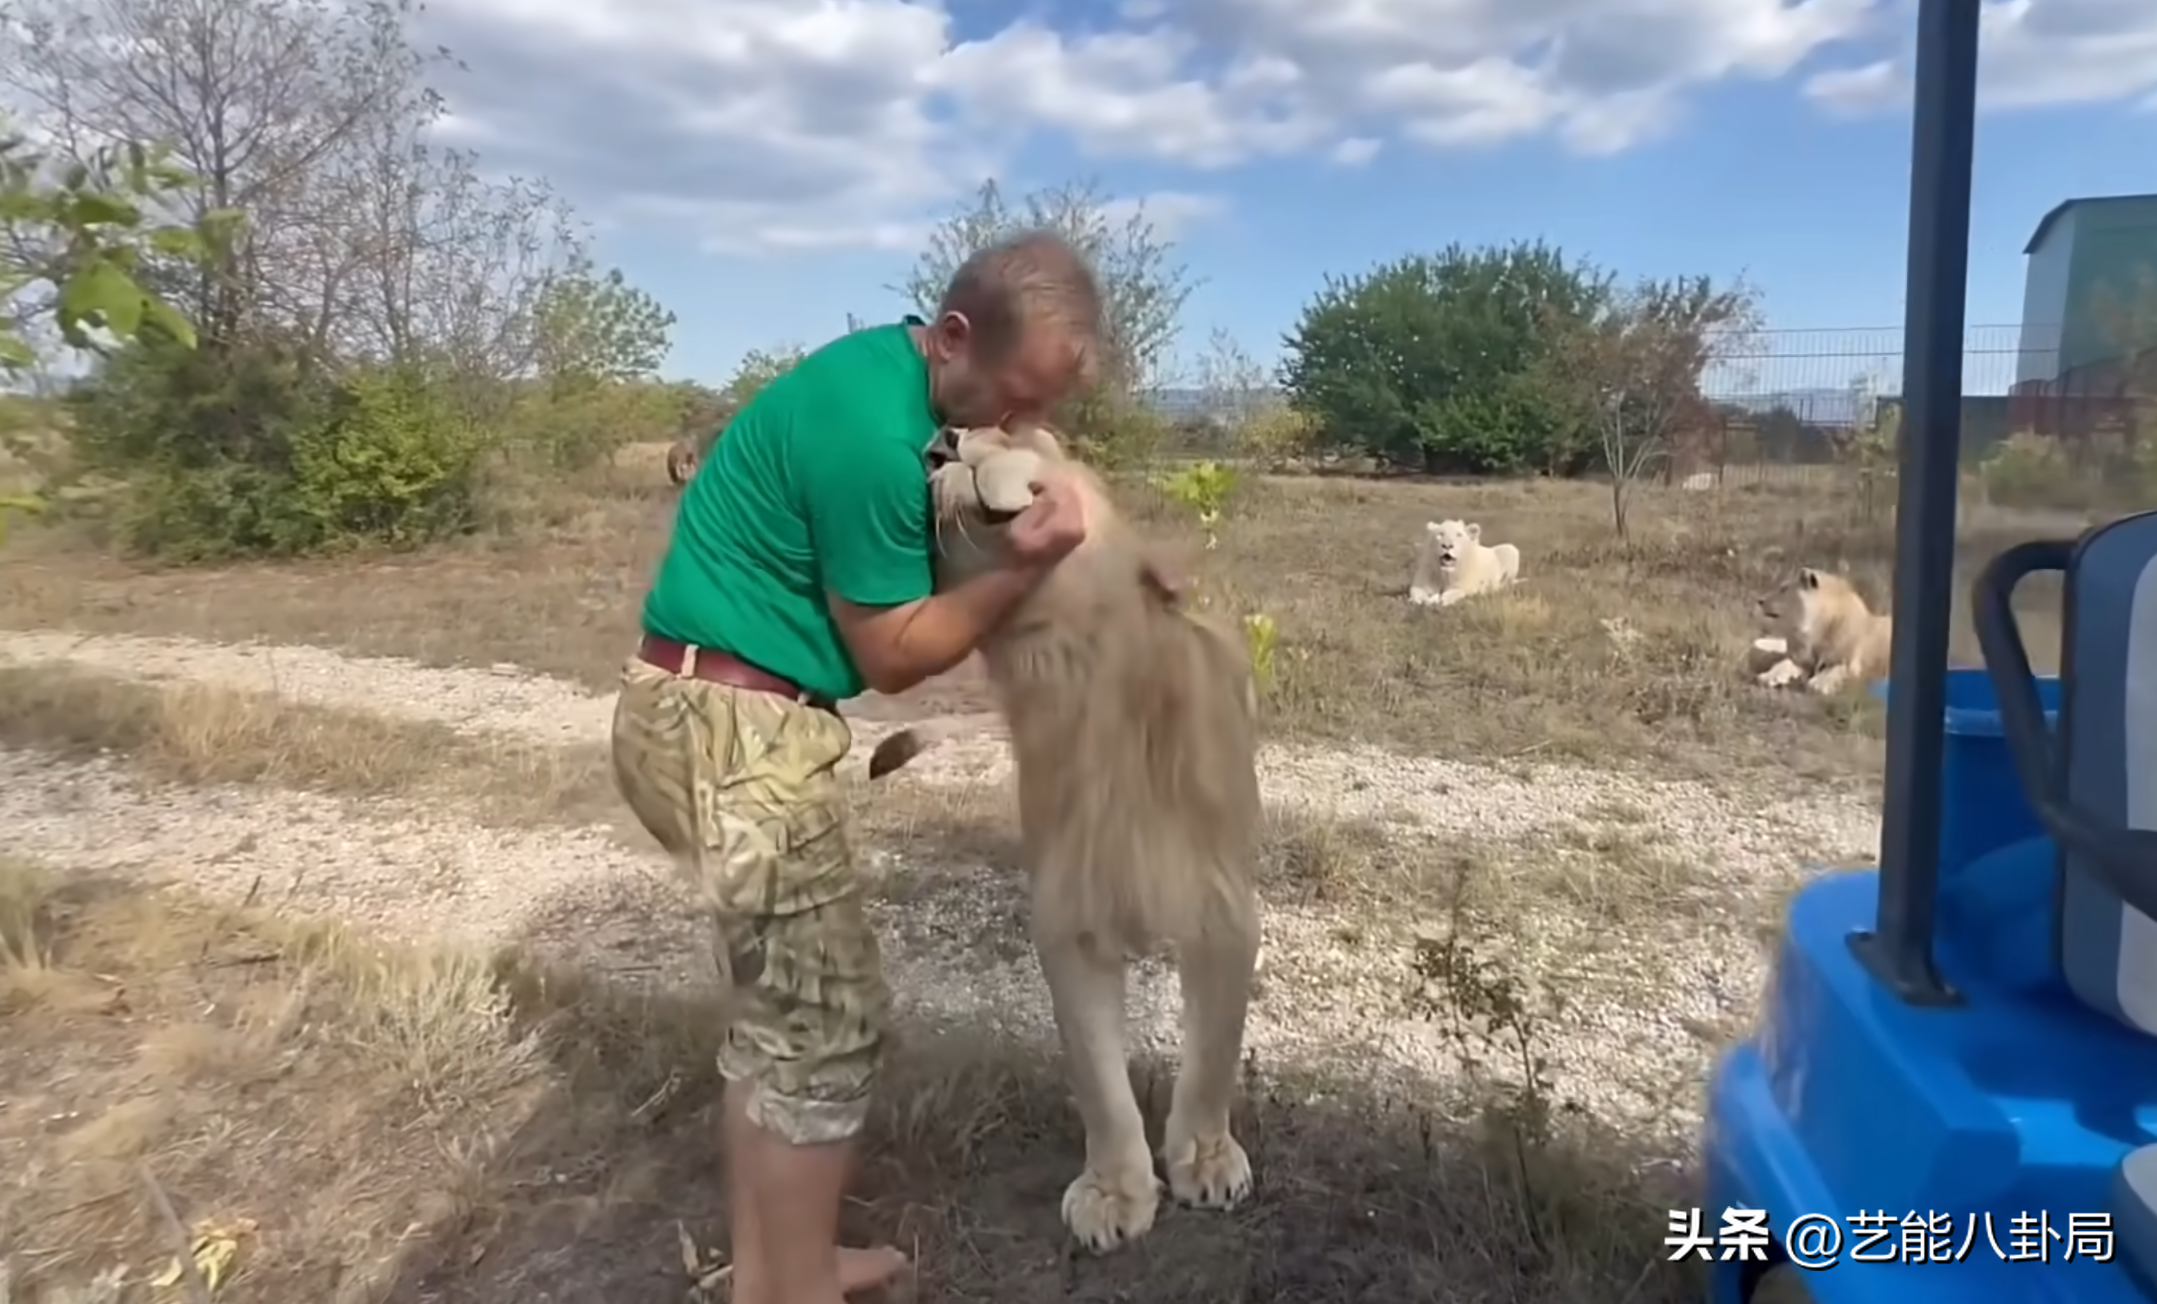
[1702,509,2157,1304]
[2058,513,2157,1292]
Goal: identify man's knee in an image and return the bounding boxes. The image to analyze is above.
[718,895,890,1144]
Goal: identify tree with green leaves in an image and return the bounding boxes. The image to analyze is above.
[2,127,217,364]
[722,345,805,408]
[899,178,1196,394]
[1280,240,1611,475]
[1543,274,1761,538]
[673,344,806,463]
[3,122,213,537]
[534,256,677,390]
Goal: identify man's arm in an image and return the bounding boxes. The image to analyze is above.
[806,438,1050,696]
[830,568,1046,696]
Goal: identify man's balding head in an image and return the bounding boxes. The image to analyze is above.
[920,231,1106,429]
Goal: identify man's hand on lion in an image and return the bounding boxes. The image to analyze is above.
[1004,474,1088,570]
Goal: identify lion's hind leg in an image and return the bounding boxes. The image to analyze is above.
[1035,911,1161,1253]
[1161,898,1259,1215]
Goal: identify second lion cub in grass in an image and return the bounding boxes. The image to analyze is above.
[1753,567,1893,695]
[1409,519,1520,607]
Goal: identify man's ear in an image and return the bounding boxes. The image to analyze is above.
[924,310,971,361]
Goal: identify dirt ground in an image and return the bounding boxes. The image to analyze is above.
[0,449,2098,1304]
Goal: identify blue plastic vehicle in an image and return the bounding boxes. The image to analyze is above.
[1699,3,2157,1300]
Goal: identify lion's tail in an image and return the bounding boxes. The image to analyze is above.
[865,717,959,780]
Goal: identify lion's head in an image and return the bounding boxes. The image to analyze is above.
[924,423,1096,584]
[665,438,699,486]
[1757,567,1865,642]
[1424,519,1481,569]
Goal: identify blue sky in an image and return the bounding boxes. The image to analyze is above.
[404,0,2156,389]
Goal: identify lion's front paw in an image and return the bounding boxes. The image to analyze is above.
[1061,1162,1162,1253]
[1164,1131,1252,1211]
[1807,666,1851,696]
[1756,659,1804,689]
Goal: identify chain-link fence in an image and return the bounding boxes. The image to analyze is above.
[1695,323,2156,493]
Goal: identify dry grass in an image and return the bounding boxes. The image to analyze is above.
[0,448,2076,781]
[0,664,618,829]
[1,441,2094,1304]
[0,661,1733,1303]
[0,861,1699,1304]
[1155,470,2074,779]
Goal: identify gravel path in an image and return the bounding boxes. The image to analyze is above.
[0,628,1880,843]
[0,627,1882,1135]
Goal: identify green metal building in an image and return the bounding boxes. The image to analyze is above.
[2015,193,2157,391]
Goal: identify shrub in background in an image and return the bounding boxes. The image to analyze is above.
[67,340,486,560]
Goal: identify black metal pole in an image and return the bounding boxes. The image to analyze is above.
[1849,0,1982,1006]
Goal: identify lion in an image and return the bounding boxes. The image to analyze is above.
[664,437,699,486]
[1409,518,1520,606]
[1753,567,1893,695]
[868,424,1263,1254]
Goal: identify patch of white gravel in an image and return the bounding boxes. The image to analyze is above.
[0,629,622,745]
[0,745,1790,1137]
[0,626,1887,1136]
[0,628,1883,862]
[0,628,964,777]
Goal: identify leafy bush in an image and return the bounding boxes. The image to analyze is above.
[68,341,485,559]
[285,368,485,550]
[1978,431,2082,510]
[1233,405,1322,468]
[519,378,687,472]
[1280,241,1609,475]
[1059,386,1169,471]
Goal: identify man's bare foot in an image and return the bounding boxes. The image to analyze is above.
[839,1245,910,1294]
[728,1247,907,1304]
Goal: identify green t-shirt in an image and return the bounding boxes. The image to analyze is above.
[642,319,939,701]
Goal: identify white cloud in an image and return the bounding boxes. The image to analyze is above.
[1806,0,2157,112]
[410,0,2157,254]
[1330,137,1383,167]
[1100,190,1229,238]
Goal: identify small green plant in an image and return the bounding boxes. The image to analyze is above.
[1243,611,1277,695]
[1410,919,1578,1236]
[1154,459,1238,548]
[2,121,222,540]
[0,491,42,543]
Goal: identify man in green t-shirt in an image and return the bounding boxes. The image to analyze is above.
[612,231,1103,1303]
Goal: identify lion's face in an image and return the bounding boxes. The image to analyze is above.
[665,440,698,486]
[1425,519,1480,569]
[1756,568,1842,640]
[924,424,1070,585]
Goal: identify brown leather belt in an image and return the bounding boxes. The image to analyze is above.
[637,635,837,712]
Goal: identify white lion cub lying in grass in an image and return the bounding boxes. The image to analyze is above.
[1752,566,1893,695]
[1409,519,1520,607]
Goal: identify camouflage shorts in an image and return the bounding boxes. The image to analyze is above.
[611,655,888,1145]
